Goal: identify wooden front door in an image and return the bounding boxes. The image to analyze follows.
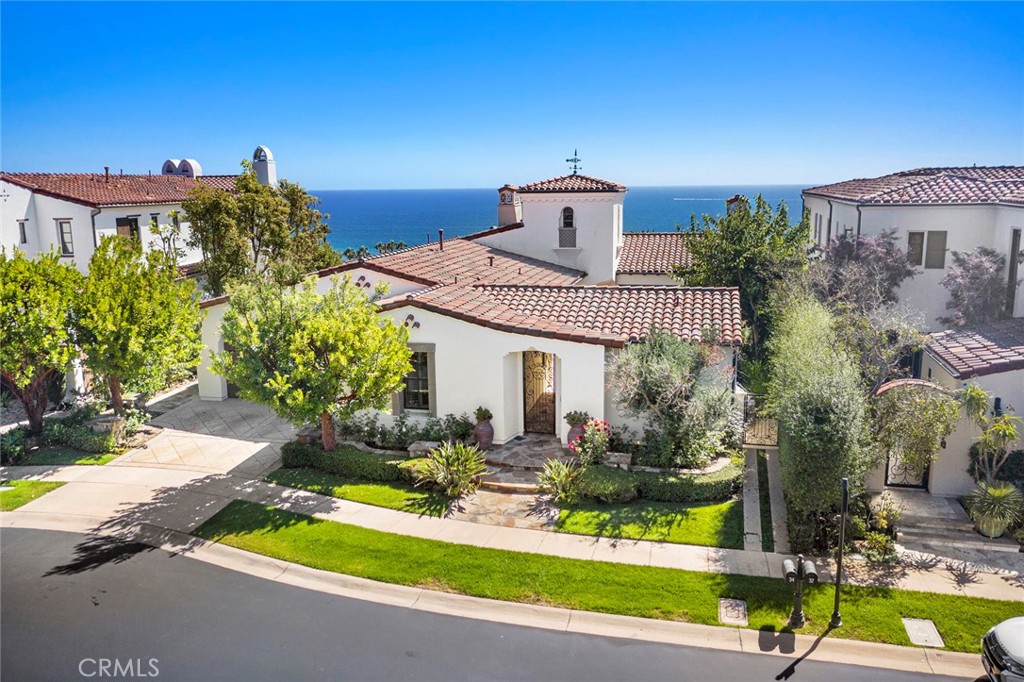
[523,351,555,433]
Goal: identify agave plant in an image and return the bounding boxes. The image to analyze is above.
[966,482,1024,539]
[413,441,487,498]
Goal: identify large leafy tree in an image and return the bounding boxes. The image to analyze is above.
[873,382,960,478]
[675,195,808,358]
[960,383,1023,484]
[939,247,1013,327]
[810,228,918,313]
[212,275,412,451]
[0,250,84,433]
[182,164,341,295]
[75,237,203,415]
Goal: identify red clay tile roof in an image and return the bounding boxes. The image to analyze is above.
[518,174,627,193]
[381,284,741,347]
[804,167,1024,206]
[925,318,1024,379]
[617,232,692,275]
[0,172,238,207]
[343,237,586,287]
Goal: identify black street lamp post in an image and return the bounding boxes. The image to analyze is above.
[830,477,849,628]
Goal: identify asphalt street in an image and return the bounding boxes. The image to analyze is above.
[1,528,979,682]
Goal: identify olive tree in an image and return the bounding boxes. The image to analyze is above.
[873,382,960,478]
[213,275,412,451]
[0,250,83,433]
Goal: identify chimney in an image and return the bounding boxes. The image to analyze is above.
[104,166,110,183]
[438,229,444,251]
[497,184,522,227]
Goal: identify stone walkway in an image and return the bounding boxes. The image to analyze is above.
[2,396,1021,603]
[742,449,762,552]
[484,434,570,469]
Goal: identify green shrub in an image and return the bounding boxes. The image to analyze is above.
[42,419,116,454]
[413,441,486,497]
[336,412,475,449]
[969,445,1024,484]
[538,458,582,505]
[966,482,1024,528]
[634,459,742,503]
[577,466,638,504]
[281,441,415,482]
[123,408,151,438]
[0,429,28,465]
[861,530,897,563]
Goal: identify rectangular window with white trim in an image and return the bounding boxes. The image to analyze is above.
[393,344,436,416]
[57,220,74,256]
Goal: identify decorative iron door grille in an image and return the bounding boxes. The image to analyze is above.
[523,351,555,433]
[885,454,929,489]
[743,394,778,447]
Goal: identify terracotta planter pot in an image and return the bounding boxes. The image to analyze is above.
[474,419,494,450]
[567,424,585,447]
[975,514,1008,539]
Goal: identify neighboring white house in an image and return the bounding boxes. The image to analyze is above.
[803,167,1024,330]
[866,318,1024,497]
[197,173,742,445]
[0,145,278,273]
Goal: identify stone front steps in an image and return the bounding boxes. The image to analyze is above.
[479,466,541,494]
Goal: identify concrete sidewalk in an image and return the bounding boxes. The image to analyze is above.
[2,397,1021,605]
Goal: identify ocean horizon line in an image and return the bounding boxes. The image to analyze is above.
[312,183,814,193]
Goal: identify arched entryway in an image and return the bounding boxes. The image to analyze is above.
[523,351,556,434]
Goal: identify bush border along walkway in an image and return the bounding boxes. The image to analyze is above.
[196,500,1020,654]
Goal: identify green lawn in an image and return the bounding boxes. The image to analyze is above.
[556,499,743,549]
[195,500,1021,654]
[0,480,65,511]
[266,467,450,517]
[756,451,775,552]
[19,446,118,466]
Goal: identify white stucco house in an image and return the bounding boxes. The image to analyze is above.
[0,145,278,273]
[197,173,742,445]
[803,167,1024,331]
[865,318,1024,497]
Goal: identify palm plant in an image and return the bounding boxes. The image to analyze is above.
[966,482,1024,539]
[413,441,487,498]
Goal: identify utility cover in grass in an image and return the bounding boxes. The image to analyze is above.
[902,618,944,647]
[718,598,748,626]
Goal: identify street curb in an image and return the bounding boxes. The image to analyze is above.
[2,510,984,679]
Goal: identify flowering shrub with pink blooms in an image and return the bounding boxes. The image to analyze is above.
[568,418,611,466]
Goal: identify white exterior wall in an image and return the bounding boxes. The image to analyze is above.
[198,303,228,400]
[1,181,38,254]
[379,307,606,444]
[476,191,625,283]
[804,194,1024,331]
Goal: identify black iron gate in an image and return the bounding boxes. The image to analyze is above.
[743,394,778,447]
[884,454,929,490]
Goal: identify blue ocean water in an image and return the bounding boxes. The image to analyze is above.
[314,185,808,252]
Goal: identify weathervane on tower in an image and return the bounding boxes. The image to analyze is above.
[566,149,582,175]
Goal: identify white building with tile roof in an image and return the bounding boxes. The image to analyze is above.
[803,167,1024,330]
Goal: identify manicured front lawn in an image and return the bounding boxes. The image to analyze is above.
[0,480,65,510]
[195,500,1021,654]
[267,467,449,517]
[19,446,118,466]
[556,499,743,549]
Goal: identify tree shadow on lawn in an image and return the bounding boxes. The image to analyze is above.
[559,498,743,549]
[402,492,455,518]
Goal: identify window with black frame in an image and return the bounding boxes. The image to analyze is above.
[402,351,430,411]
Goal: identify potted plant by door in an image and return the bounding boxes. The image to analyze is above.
[564,411,590,447]
[966,482,1024,539]
[474,406,494,450]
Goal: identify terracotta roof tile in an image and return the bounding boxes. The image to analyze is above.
[803,167,1024,206]
[617,232,692,275]
[926,318,1024,379]
[518,174,627,193]
[382,284,742,347]
[0,172,237,207]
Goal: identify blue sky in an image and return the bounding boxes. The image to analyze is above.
[2,2,1022,189]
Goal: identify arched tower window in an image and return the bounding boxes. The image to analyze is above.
[559,207,576,247]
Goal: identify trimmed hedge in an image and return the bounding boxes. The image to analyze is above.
[281,441,421,482]
[577,458,743,505]
[42,420,116,454]
[0,429,28,465]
